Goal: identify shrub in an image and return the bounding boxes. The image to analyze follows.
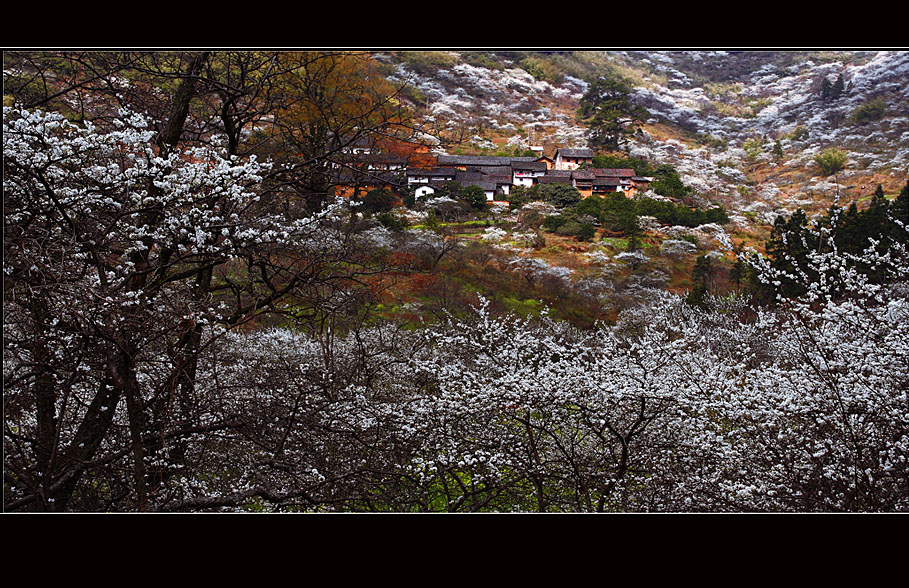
[461,185,488,210]
[556,220,584,237]
[815,147,848,177]
[634,198,728,228]
[377,211,408,231]
[575,222,596,241]
[849,98,886,125]
[542,215,569,232]
[537,183,582,207]
[574,196,605,222]
[356,188,399,214]
[788,126,810,141]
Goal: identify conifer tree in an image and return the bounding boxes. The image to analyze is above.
[577,74,649,151]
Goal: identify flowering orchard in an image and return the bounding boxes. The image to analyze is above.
[4,107,908,511]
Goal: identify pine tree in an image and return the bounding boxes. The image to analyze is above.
[821,77,833,102]
[687,255,714,308]
[832,74,845,100]
[766,209,817,298]
[577,74,649,151]
[891,181,909,243]
[835,201,863,254]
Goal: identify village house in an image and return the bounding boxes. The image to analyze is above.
[553,148,594,170]
[512,160,549,187]
[338,144,652,203]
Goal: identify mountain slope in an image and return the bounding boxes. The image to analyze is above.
[382,50,909,226]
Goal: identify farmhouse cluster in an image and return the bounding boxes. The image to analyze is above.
[334,145,653,203]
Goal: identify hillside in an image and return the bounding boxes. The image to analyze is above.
[381,50,909,222]
[4,50,908,513]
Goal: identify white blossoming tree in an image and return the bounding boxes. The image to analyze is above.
[2,107,389,511]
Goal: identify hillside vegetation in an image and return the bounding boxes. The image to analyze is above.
[3,50,908,513]
[384,50,908,216]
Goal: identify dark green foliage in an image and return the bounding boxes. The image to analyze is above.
[574,195,606,221]
[829,185,906,256]
[461,185,488,210]
[554,192,730,243]
[438,180,464,201]
[849,98,886,125]
[542,215,569,232]
[686,254,714,308]
[541,209,595,242]
[590,154,654,175]
[635,197,728,227]
[356,188,399,214]
[821,74,845,102]
[377,211,408,231]
[729,258,748,291]
[574,222,596,241]
[423,210,442,233]
[554,220,584,238]
[506,185,530,210]
[590,157,692,201]
[765,208,817,298]
[534,183,582,207]
[599,193,639,235]
[648,164,695,199]
[577,75,649,151]
[761,188,908,302]
[892,181,909,233]
[832,202,863,253]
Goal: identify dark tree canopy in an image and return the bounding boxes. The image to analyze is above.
[577,75,649,151]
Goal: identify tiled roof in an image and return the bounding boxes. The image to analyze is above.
[406,167,455,178]
[512,160,548,171]
[592,168,635,177]
[438,155,536,167]
[476,165,514,176]
[538,175,572,184]
[556,148,594,158]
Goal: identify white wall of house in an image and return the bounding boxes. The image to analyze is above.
[414,185,437,198]
[513,171,544,186]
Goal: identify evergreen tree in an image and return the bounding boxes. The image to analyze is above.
[832,74,845,99]
[577,75,649,151]
[821,77,833,102]
[766,209,817,298]
[834,201,863,254]
[891,181,909,243]
[648,164,693,199]
[687,254,714,308]
[461,185,488,210]
[772,140,784,161]
[537,183,582,207]
[861,185,891,248]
